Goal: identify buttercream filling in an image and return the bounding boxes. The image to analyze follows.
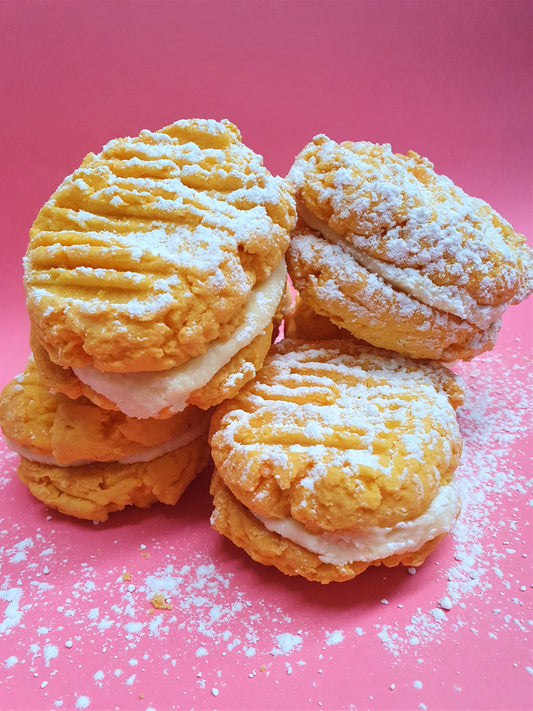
[255,482,459,566]
[299,204,505,330]
[4,420,207,467]
[73,259,287,418]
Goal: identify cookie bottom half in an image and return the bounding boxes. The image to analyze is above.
[287,228,501,362]
[210,471,446,584]
[18,437,211,522]
[31,324,275,418]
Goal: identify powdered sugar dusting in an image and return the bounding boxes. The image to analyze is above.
[289,136,533,314]
[211,340,463,536]
[23,118,296,373]
[0,333,531,708]
[370,348,532,657]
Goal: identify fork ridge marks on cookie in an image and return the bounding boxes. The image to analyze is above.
[210,339,464,532]
[288,135,532,314]
[25,119,296,373]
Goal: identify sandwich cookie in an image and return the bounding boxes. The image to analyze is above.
[25,118,296,417]
[286,136,533,361]
[209,339,464,583]
[0,359,211,521]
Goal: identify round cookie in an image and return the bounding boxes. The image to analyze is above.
[286,136,533,361]
[209,339,464,583]
[24,118,296,417]
[0,358,211,521]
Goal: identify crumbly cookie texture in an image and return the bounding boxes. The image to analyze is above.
[25,118,296,373]
[0,358,210,464]
[209,339,463,582]
[187,326,274,410]
[287,136,532,360]
[287,225,501,361]
[210,471,447,584]
[18,443,210,522]
[0,359,211,521]
[30,289,283,417]
[285,292,363,342]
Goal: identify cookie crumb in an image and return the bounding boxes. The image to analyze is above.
[150,593,172,611]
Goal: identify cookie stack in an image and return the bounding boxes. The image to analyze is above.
[0,118,296,521]
[285,136,532,361]
[207,134,533,583]
[1,123,531,583]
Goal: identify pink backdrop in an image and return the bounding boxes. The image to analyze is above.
[1,2,531,710]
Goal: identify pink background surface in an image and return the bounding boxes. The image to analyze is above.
[0,2,531,710]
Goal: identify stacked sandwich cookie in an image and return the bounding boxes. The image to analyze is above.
[24,118,295,417]
[285,136,533,359]
[0,118,296,519]
[209,339,464,583]
[0,359,211,521]
[1,123,531,584]
[207,135,532,583]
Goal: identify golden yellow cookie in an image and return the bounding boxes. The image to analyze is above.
[287,136,533,361]
[209,339,464,583]
[0,358,211,520]
[25,118,296,416]
[284,292,354,341]
[210,472,448,584]
[287,224,501,361]
[30,315,280,418]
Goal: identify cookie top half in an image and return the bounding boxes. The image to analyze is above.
[25,119,296,373]
[288,136,532,329]
[209,339,464,534]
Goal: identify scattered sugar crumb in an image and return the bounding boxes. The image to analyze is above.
[273,633,303,655]
[325,630,344,646]
[439,596,453,610]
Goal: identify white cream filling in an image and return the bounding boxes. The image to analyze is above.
[299,205,505,330]
[255,482,459,566]
[4,421,206,468]
[73,259,287,419]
